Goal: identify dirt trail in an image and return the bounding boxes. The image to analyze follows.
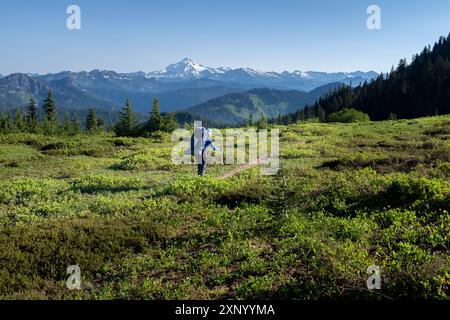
[219,157,271,179]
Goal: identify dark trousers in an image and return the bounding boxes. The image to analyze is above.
[197,161,206,176]
[197,152,207,176]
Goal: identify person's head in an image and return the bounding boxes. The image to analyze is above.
[194,127,212,140]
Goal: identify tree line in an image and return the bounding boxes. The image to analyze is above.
[113,97,178,137]
[0,92,84,135]
[274,33,450,125]
[0,92,179,137]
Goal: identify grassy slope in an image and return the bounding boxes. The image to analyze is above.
[0,116,449,299]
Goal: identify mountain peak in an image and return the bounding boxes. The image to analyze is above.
[144,59,377,85]
[0,73,48,95]
[179,57,199,65]
[161,58,208,78]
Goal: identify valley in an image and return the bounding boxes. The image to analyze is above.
[0,59,377,124]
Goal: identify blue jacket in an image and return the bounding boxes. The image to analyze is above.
[190,127,220,157]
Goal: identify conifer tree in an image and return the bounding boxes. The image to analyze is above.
[43,91,57,134]
[86,108,97,133]
[0,113,6,133]
[114,98,136,137]
[162,112,178,132]
[63,112,71,134]
[43,91,56,122]
[14,109,25,132]
[5,112,13,133]
[148,97,162,132]
[97,118,105,132]
[27,98,38,132]
[72,116,81,135]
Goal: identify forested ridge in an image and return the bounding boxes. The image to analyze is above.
[275,33,450,124]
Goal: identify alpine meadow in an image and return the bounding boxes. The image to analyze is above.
[0,0,449,306]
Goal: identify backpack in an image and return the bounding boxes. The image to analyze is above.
[190,127,207,156]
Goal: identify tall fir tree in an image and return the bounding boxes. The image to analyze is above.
[4,112,13,133]
[86,108,97,133]
[43,91,56,122]
[26,98,38,132]
[162,113,178,133]
[0,113,6,133]
[97,118,105,132]
[43,91,57,134]
[63,112,71,134]
[114,98,136,137]
[14,109,25,132]
[73,116,81,135]
[148,97,163,132]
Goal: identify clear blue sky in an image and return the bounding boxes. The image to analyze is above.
[1,0,449,75]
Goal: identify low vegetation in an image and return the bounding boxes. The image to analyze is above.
[0,115,448,300]
[327,108,371,123]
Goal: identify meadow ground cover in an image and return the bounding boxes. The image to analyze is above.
[0,116,449,299]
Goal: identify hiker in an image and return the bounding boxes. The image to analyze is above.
[190,126,220,176]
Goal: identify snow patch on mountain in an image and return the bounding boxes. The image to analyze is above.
[144,58,377,87]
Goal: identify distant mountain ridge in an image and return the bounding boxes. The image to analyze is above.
[187,83,343,125]
[0,59,377,116]
[147,58,377,91]
[0,73,118,112]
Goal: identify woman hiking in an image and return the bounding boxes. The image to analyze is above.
[190,126,220,176]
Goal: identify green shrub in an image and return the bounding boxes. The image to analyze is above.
[0,178,68,206]
[160,175,230,201]
[112,150,173,171]
[328,108,371,123]
[40,137,115,157]
[149,131,172,143]
[0,217,165,296]
[0,145,44,165]
[70,174,143,194]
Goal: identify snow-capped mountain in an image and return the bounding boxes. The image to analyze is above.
[149,58,230,79]
[145,58,378,90]
[31,58,377,92]
[0,58,378,114]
